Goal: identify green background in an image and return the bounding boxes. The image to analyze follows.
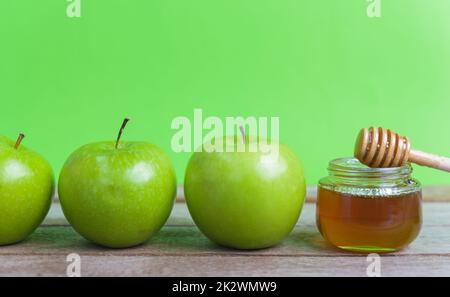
[1,1,449,185]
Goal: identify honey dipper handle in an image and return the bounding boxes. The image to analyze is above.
[409,149,450,172]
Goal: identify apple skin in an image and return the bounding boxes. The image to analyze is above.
[0,136,54,246]
[184,138,306,249]
[58,141,176,248]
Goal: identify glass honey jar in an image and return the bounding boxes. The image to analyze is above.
[317,157,422,253]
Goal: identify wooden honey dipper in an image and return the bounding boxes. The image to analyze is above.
[354,127,450,172]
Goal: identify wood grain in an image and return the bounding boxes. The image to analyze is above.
[1,255,449,277]
[2,185,450,276]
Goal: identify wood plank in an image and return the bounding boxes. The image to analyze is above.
[1,223,449,257]
[5,184,450,276]
[1,254,449,277]
[8,202,450,257]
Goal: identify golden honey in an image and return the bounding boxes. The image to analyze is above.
[317,158,422,253]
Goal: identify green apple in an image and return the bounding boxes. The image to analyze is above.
[0,133,54,246]
[184,136,306,249]
[58,119,176,248]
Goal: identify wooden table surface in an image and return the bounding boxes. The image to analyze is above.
[1,186,449,277]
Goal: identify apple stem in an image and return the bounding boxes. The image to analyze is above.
[14,133,25,150]
[115,118,130,149]
[239,125,246,144]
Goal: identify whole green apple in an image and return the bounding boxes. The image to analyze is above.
[0,133,54,246]
[184,136,306,249]
[58,119,176,248]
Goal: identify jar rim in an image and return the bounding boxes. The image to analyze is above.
[328,157,412,178]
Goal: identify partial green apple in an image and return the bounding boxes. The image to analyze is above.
[0,133,54,246]
[58,119,176,248]
[184,136,306,249]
